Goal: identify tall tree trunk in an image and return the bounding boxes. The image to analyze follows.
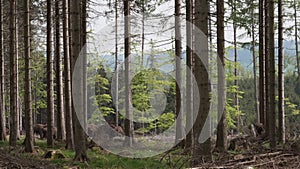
[123,0,134,147]
[9,0,18,147]
[268,0,276,149]
[47,0,54,147]
[185,0,193,150]
[215,0,227,152]
[24,0,34,152]
[56,0,66,141]
[232,0,240,133]
[0,0,6,141]
[264,0,270,135]
[192,0,212,165]
[278,0,285,144]
[251,0,259,123]
[175,0,184,146]
[16,14,20,139]
[71,0,87,161]
[141,2,145,68]
[259,0,265,125]
[114,0,119,127]
[294,0,300,78]
[63,0,74,150]
[81,0,87,132]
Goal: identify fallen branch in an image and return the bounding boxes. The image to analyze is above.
[251,160,275,167]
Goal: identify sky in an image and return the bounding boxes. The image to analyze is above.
[88,0,297,60]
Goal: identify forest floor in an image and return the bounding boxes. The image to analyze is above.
[196,139,300,168]
[200,150,300,168]
[0,146,299,169]
[0,137,299,168]
[0,147,57,168]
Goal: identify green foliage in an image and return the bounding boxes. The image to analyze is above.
[156,112,175,131]
[225,59,244,130]
[31,50,48,114]
[131,68,175,133]
[87,55,114,124]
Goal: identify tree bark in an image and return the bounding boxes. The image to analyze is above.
[9,0,18,147]
[24,0,34,152]
[294,0,300,78]
[192,0,212,165]
[215,0,227,152]
[175,0,184,146]
[0,0,6,141]
[185,0,193,150]
[56,0,66,141]
[123,0,134,147]
[16,9,20,140]
[232,0,240,134]
[268,0,276,149]
[71,0,87,161]
[251,0,259,123]
[114,0,119,127]
[278,0,285,144]
[264,0,270,135]
[63,0,74,150]
[259,0,265,125]
[47,0,54,147]
[81,0,87,132]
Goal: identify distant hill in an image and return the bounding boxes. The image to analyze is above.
[226,40,298,70]
[99,40,298,72]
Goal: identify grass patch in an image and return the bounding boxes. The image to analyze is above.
[0,138,186,168]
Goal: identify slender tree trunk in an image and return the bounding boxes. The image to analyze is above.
[0,0,6,141]
[251,0,259,123]
[268,0,276,149]
[47,0,54,147]
[114,0,119,127]
[123,0,134,147]
[232,1,240,134]
[16,15,20,139]
[215,0,227,152]
[71,0,87,161]
[294,0,300,78]
[278,0,285,144]
[259,0,265,125]
[192,0,212,165]
[265,0,270,135]
[141,2,145,68]
[24,0,34,152]
[175,0,184,146]
[56,0,66,141]
[81,0,87,134]
[9,0,18,147]
[63,0,74,150]
[185,0,193,150]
